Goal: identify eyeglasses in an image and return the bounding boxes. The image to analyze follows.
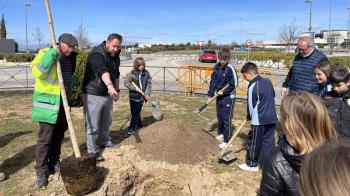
[296,47,308,52]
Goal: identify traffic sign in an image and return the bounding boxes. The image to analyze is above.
[197,41,204,47]
[246,39,253,46]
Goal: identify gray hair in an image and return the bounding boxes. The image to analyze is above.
[298,37,313,47]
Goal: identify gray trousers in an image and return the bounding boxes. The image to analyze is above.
[82,93,113,154]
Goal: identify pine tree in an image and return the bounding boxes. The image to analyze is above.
[0,14,6,39]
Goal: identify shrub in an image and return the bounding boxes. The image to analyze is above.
[233,51,296,68]
[4,53,35,62]
[329,56,350,68]
[71,49,88,107]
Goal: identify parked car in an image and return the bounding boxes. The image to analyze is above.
[199,50,217,63]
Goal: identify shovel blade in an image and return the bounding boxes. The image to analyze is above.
[219,151,237,163]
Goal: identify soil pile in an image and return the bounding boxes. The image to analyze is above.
[122,119,218,164]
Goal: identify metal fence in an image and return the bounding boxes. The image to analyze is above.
[0,65,288,91]
[0,65,288,105]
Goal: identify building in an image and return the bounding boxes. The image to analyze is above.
[0,39,17,53]
[301,30,349,46]
[259,30,350,49]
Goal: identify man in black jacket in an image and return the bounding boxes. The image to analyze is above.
[82,33,122,161]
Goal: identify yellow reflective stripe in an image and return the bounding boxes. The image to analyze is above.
[33,101,60,111]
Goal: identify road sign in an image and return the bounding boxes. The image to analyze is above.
[246,39,253,46]
[197,41,204,47]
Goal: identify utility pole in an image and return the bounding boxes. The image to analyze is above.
[80,0,83,48]
[329,0,333,55]
[25,3,31,52]
[347,8,350,50]
[124,21,127,50]
[240,17,243,46]
[305,0,312,32]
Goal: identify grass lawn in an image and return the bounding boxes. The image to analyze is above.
[0,90,268,195]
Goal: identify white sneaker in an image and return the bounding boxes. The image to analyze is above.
[239,163,259,172]
[216,134,224,142]
[218,142,232,149]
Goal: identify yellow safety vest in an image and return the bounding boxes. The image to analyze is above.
[31,48,61,124]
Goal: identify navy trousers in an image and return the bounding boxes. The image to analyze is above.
[129,99,143,130]
[246,124,275,167]
[216,97,235,143]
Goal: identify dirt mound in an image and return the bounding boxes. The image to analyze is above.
[122,119,218,164]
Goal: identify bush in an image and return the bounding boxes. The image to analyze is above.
[233,51,296,68]
[4,53,35,62]
[71,49,88,107]
[329,56,350,68]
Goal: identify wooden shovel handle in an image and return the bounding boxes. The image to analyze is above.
[44,0,81,158]
[207,84,230,105]
[131,81,147,97]
[219,119,247,157]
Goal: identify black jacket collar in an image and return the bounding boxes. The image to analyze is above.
[279,136,304,173]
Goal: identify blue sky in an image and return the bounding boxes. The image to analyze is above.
[1,0,350,49]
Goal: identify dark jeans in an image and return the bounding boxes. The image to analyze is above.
[129,99,143,130]
[246,124,275,167]
[216,97,235,143]
[35,104,67,176]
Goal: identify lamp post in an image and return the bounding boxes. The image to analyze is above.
[25,3,31,52]
[329,0,333,54]
[347,8,350,64]
[305,0,312,32]
[347,8,350,50]
[240,17,243,46]
[124,21,127,50]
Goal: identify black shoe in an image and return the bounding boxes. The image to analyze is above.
[100,143,121,149]
[35,175,48,188]
[48,161,60,174]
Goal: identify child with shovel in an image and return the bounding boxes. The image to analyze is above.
[124,57,152,135]
[208,48,238,149]
[239,62,277,172]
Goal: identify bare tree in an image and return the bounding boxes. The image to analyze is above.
[32,26,44,49]
[278,21,299,51]
[74,26,90,49]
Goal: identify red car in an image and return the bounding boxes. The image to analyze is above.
[199,50,217,63]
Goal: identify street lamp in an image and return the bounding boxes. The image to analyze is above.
[347,8,350,58]
[25,3,31,52]
[305,0,312,32]
[347,8,350,49]
[240,17,243,46]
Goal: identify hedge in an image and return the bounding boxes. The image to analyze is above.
[4,53,35,62]
[233,51,350,69]
[233,51,296,68]
[329,56,350,68]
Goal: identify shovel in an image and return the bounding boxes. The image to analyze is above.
[196,84,229,113]
[44,1,97,195]
[218,119,247,163]
[131,82,163,121]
